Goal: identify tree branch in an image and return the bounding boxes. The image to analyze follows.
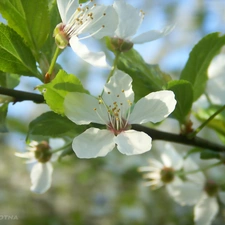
[0,87,44,104]
[132,124,225,152]
[1,87,224,153]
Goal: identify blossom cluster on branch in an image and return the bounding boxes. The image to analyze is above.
[0,0,225,224]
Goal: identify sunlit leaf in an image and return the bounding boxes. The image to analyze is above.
[37,70,88,115]
[0,0,50,57]
[0,71,20,88]
[41,0,61,63]
[0,24,38,76]
[180,32,225,101]
[195,105,225,144]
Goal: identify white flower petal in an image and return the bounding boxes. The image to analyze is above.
[113,0,143,39]
[15,152,34,159]
[218,191,225,205]
[30,162,53,194]
[160,144,183,169]
[131,25,174,44]
[129,90,176,124]
[148,158,164,169]
[57,0,79,24]
[115,130,152,155]
[49,138,65,150]
[167,177,203,206]
[83,5,118,39]
[72,128,115,158]
[64,92,107,125]
[207,72,225,105]
[69,36,110,68]
[194,193,219,225]
[184,158,206,184]
[102,70,134,114]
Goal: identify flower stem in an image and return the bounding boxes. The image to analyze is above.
[176,161,222,176]
[106,51,121,82]
[45,47,61,82]
[50,141,72,154]
[188,104,225,139]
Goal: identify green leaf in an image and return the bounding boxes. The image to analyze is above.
[0,24,38,76]
[0,71,20,88]
[27,111,85,138]
[167,80,194,123]
[41,0,61,63]
[180,32,225,101]
[0,103,8,132]
[117,49,172,100]
[200,150,220,160]
[37,70,88,115]
[195,105,225,143]
[0,0,50,56]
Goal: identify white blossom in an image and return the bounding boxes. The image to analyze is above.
[207,52,225,105]
[113,0,173,45]
[64,70,176,158]
[139,144,205,206]
[193,180,225,225]
[55,0,118,68]
[15,139,65,194]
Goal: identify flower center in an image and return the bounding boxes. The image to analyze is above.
[64,1,106,39]
[204,180,218,197]
[94,89,133,135]
[34,141,52,163]
[160,167,175,183]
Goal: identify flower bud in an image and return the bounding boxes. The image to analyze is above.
[53,23,69,49]
[109,37,133,52]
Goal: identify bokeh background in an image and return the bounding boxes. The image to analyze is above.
[1,0,225,224]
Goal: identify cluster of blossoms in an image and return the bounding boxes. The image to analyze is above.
[54,0,173,68]
[15,0,225,224]
[17,0,176,193]
[139,144,225,225]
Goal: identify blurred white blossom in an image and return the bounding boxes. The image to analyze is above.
[15,138,65,194]
[139,144,205,206]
